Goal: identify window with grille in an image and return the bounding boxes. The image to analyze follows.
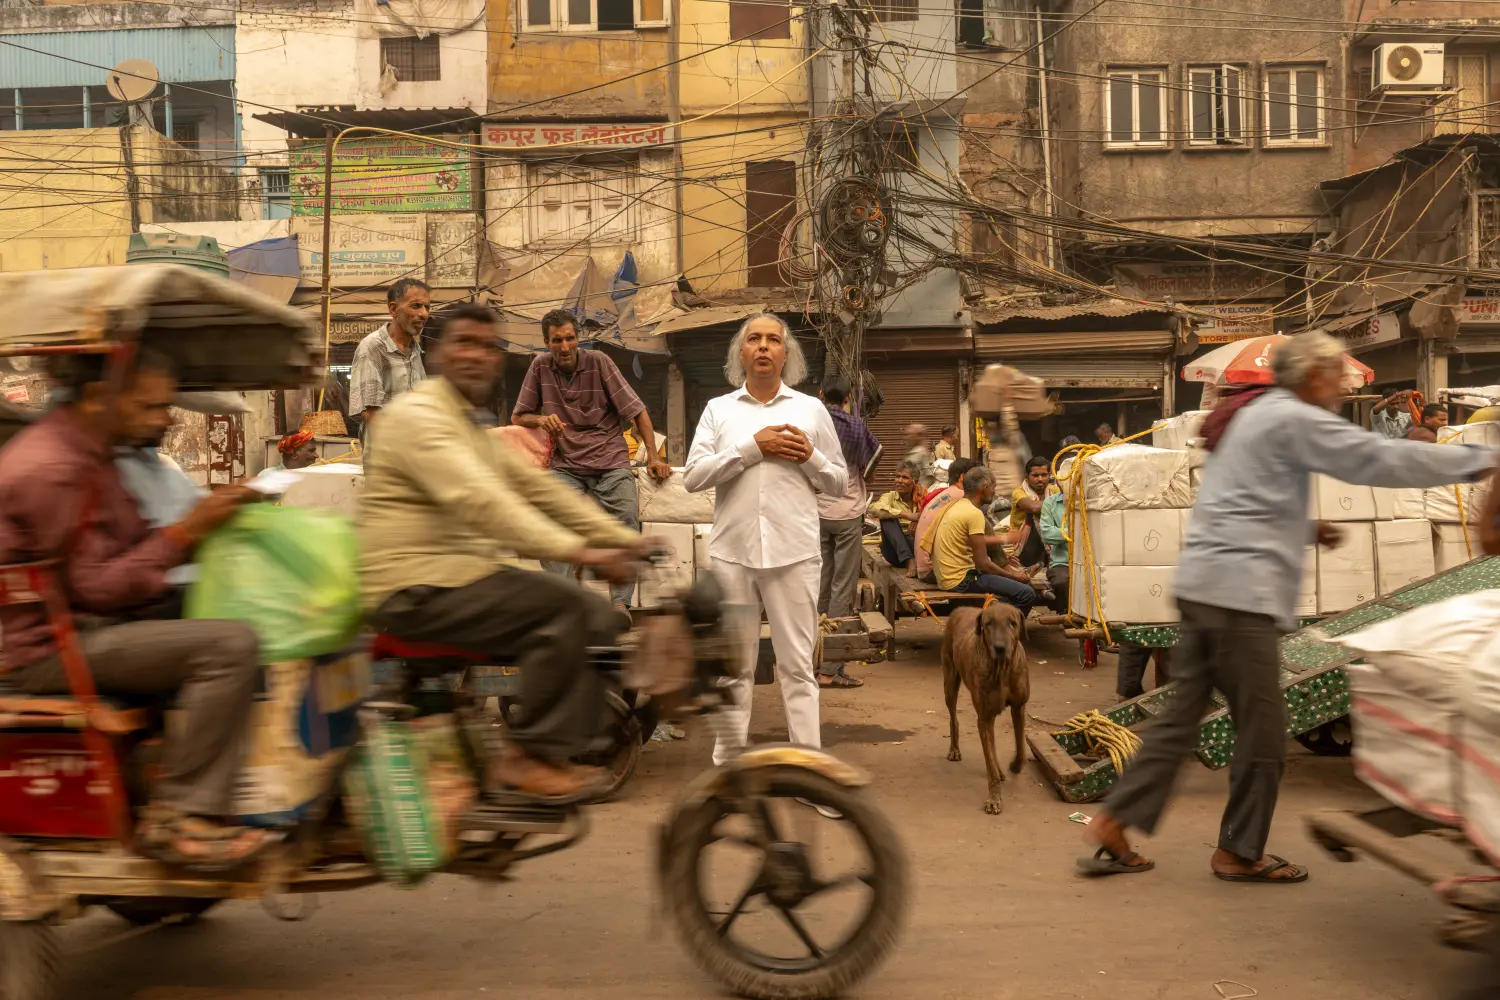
[1265,65,1324,146]
[1105,68,1168,147]
[380,36,441,82]
[524,0,666,31]
[171,121,200,149]
[1187,65,1248,146]
[869,0,917,23]
[261,168,291,220]
[878,124,921,171]
[525,161,633,246]
[1477,190,1500,273]
[1436,54,1489,135]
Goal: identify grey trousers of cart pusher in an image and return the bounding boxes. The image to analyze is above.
[374,568,626,764]
[10,619,262,818]
[1102,598,1288,863]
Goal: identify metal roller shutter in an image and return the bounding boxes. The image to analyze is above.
[863,363,960,490]
[1007,355,1168,389]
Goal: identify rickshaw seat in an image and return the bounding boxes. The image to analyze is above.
[0,694,153,735]
[370,633,489,664]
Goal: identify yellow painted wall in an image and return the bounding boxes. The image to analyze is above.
[680,117,806,291]
[677,0,808,114]
[0,128,131,271]
[486,0,670,116]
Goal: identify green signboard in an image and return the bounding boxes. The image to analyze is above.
[289,135,473,215]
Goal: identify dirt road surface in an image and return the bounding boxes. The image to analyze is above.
[57,621,1485,1000]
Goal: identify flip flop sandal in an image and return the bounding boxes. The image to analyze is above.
[136,807,270,874]
[1214,854,1308,884]
[1077,845,1156,876]
[819,671,864,689]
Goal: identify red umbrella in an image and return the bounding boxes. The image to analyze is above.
[1183,334,1374,390]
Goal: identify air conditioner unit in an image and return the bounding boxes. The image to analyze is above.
[1372,42,1446,90]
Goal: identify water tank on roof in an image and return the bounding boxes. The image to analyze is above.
[126,232,229,278]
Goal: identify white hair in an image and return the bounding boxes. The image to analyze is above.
[724,312,808,388]
[1272,329,1344,389]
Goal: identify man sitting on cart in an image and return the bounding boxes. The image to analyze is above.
[359,304,654,801]
[0,348,267,870]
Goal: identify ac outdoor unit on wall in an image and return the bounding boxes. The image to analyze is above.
[1372,42,1446,90]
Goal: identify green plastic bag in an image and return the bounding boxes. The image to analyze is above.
[186,504,361,662]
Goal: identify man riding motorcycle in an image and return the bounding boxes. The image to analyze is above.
[358,303,656,801]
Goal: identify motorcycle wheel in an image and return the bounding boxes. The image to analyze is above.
[660,765,908,1000]
[499,691,641,804]
[0,921,59,1000]
[104,898,221,926]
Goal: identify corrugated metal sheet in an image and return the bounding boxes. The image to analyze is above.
[0,27,234,89]
[994,356,1168,390]
[972,298,1174,326]
[975,329,1174,357]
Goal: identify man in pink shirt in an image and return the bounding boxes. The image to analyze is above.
[913,458,977,582]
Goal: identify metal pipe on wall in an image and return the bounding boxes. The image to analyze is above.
[1034,6,1056,271]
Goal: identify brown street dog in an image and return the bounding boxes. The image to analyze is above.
[941,602,1031,815]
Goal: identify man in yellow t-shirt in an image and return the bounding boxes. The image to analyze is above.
[927,465,1037,613]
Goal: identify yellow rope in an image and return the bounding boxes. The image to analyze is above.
[1053,709,1143,775]
[1436,427,1475,559]
[1050,424,1167,645]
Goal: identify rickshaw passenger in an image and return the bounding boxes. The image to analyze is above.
[360,304,649,801]
[0,349,268,869]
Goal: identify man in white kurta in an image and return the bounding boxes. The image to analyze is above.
[684,315,848,765]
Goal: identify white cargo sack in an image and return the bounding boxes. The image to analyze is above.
[1079,444,1192,512]
[1336,592,1500,831]
[636,468,715,524]
[1150,410,1207,451]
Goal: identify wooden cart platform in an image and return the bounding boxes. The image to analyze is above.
[860,540,1009,659]
[1028,556,1500,804]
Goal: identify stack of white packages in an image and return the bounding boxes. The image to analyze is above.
[1069,445,1193,623]
[1337,593,1500,861]
[1305,476,1437,613]
[1423,422,1498,572]
[636,469,716,607]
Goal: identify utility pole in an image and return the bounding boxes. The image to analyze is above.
[319,124,336,364]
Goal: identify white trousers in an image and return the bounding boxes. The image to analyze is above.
[710,556,822,766]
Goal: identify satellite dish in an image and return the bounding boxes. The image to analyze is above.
[105,59,159,103]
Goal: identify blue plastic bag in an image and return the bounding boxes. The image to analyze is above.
[186,504,361,662]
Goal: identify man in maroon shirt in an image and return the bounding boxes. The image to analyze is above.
[0,349,266,869]
[512,309,671,609]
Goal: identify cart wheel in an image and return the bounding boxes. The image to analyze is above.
[659,766,908,1000]
[0,921,59,1000]
[104,898,221,927]
[1295,719,1354,757]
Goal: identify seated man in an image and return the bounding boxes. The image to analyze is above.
[869,461,921,569]
[359,304,650,801]
[0,350,265,869]
[1037,487,1070,614]
[927,466,1037,613]
[269,430,320,472]
[913,457,977,582]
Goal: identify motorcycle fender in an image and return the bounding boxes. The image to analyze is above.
[0,837,59,922]
[676,744,871,814]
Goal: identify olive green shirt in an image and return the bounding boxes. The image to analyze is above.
[358,377,638,610]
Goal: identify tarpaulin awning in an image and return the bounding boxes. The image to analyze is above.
[227,236,300,305]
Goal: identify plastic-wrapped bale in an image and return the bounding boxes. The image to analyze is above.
[1336,592,1500,827]
[1374,519,1435,595]
[1150,410,1207,451]
[1079,444,1191,512]
[637,468,715,524]
[1459,629,1500,863]
[278,463,364,515]
[1069,565,1178,623]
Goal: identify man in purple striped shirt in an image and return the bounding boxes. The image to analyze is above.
[512,309,671,610]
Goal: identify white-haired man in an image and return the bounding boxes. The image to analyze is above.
[1082,330,1497,884]
[684,314,848,765]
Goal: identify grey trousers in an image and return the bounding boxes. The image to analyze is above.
[817,516,864,673]
[1103,599,1287,863]
[374,568,625,764]
[1117,642,1153,700]
[540,468,640,607]
[11,619,262,817]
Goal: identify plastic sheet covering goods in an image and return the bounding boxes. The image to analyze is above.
[186,504,361,662]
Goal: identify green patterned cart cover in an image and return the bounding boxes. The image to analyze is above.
[1043,557,1500,803]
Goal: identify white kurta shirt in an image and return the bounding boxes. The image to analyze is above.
[684,383,848,569]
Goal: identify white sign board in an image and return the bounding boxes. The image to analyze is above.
[1196,304,1275,343]
[1334,312,1401,351]
[292,214,426,286]
[483,123,673,149]
[1461,293,1500,326]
